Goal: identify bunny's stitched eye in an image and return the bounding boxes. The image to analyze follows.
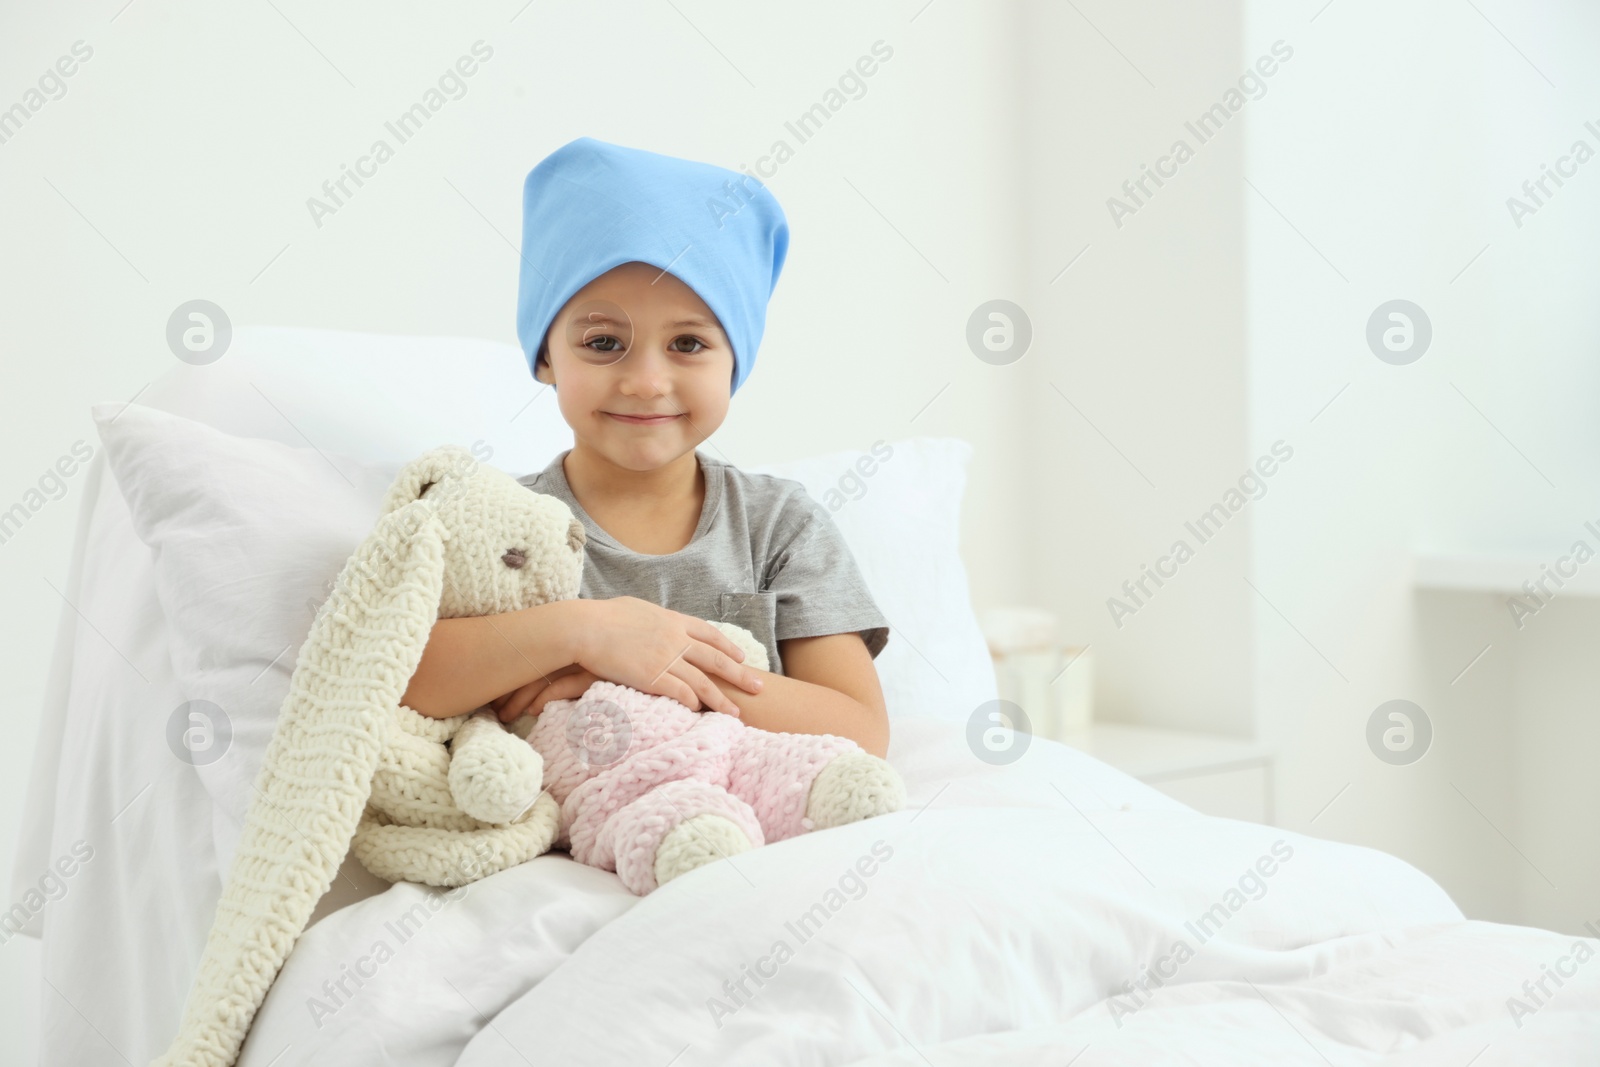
[502,548,528,569]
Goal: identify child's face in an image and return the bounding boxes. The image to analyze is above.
[535,261,734,472]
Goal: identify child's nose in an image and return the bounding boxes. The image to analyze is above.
[616,343,674,394]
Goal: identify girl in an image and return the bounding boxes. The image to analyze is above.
[401,137,891,758]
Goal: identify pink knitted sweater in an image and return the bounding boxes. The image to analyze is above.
[530,681,857,893]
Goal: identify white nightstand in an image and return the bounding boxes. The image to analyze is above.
[1055,724,1275,824]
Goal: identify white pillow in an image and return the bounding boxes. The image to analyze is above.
[747,439,996,725]
[97,403,993,868]
[136,325,574,471]
[95,403,399,867]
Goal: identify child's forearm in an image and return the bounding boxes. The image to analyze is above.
[710,672,890,759]
[402,599,587,718]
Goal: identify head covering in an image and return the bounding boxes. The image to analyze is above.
[516,136,790,396]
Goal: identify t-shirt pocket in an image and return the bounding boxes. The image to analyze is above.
[716,591,781,676]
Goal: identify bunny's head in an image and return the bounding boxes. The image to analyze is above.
[377,445,586,618]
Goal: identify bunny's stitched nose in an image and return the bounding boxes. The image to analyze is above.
[568,518,587,554]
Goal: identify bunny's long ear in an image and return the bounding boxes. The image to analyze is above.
[381,444,481,516]
[153,500,447,1067]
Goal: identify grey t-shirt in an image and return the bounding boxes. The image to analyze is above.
[517,449,889,676]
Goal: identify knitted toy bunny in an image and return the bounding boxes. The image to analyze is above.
[349,704,555,887]
[527,616,906,897]
[345,447,582,888]
[155,445,584,1067]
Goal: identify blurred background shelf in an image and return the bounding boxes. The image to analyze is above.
[1056,723,1274,826]
[1414,553,1600,598]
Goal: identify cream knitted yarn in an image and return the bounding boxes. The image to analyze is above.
[153,446,584,1067]
[349,706,561,888]
[655,814,755,886]
[652,753,906,888]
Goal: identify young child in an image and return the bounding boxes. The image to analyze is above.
[401,137,891,758]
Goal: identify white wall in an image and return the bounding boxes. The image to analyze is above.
[1016,0,1254,737]
[1246,0,1600,931]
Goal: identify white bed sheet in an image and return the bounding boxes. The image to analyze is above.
[233,718,1186,1064]
[14,453,228,1064]
[236,718,1600,1065]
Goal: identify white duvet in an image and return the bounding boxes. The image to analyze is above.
[234,719,1600,1065]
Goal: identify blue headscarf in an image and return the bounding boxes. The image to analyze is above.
[516,137,790,396]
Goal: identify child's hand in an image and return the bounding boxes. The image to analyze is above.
[492,664,603,723]
[574,597,763,717]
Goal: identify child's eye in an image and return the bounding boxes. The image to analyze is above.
[585,335,624,353]
[670,336,707,354]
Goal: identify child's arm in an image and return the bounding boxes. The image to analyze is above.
[401,600,585,718]
[403,597,763,719]
[707,632,890,758]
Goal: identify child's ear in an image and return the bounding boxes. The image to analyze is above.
[533,341,555,386]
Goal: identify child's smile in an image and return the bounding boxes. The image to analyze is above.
[534,260,734,475]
